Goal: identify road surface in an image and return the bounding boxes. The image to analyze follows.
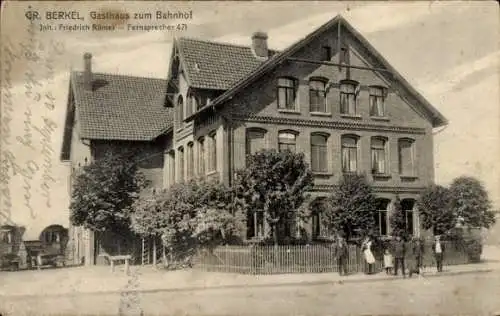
[2,271,499,315]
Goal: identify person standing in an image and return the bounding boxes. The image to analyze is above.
[336,236,349,276]
[393,236,406,277]
[433,235,445,272]
[383,247,394,275]
[409,237,423,277]
[362,236,375,274]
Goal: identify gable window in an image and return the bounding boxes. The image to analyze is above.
[246,128,267,158]
[311,133,328,173]
[340,80,358,115]
[177,95,184,125]
[178,146,184,181]
[371,137,387,174]
[198,137,205,176]
[402,199,415,236]
[208,132,217,172]
[322,46,332,61]
[187,142,194,179]
[277,77,297,110]
[341,135,358,173]
[278,131,297,152]
[309,79,327,113]
[374,199,390,236]
[398,138,415,175]
[369,86,386,117]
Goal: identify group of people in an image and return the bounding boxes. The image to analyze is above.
[335,235,446,277]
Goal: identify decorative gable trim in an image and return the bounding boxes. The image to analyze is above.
[232,114,426,135]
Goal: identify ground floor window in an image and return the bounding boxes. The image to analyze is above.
[374,198,390,236]
[402,199,415,236]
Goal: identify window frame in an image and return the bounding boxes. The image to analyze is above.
[208,132,217,172]
[198,137,205,176]
[177,146,184,181]
[187,142,194,180]
[246,128,267,158]
[371,136,388,175]
[177,95,184,126]
[278,130,298,153]
[341,134,359,173]
[309,78,328,113]
[369,86,386,117]
[402,199,415,236]
[322,46,332,61]
[339,80,359,115]
[374,199,390,236]
[398,138,415,176]
[310,133,329,173]
[277,77,298,110]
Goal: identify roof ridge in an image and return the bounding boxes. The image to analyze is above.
[71,70,168,81]
[177,36,253,50]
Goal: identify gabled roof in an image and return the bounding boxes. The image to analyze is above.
[189,15,447,128]
[60,72,173,160]
[176,37,279,90]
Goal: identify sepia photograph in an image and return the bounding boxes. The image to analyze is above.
[1,1,499,315]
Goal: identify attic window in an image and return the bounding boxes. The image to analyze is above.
[322,46,332,61]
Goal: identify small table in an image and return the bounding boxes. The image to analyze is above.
[100,254,132,274]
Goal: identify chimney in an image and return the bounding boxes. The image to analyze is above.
[251,31,268,59]
[83,52,92,90]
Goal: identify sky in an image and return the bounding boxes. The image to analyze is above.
[1,1,499,238]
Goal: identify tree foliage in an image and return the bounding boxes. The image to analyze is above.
[233,149,313,245]
[389,196,409,240]
[323,173,377,241]
[448,176,496,229]
[130,181,245,260]
[417,185,455,235]
[70,150,147,234]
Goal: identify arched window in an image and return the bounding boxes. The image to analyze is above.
[198,137,205,176]
[341,135,358,173]
[371,137,387,174]
[178,146,184,181]
[340,80,358,115]
[187,142,194,179]
[278,131,298,152]
[168,150,175,185]
[374,199,390,236]
[208,132,217,172]
[246,128,267,157]
[402,199,415,236]
[277,77,297,110]
[177,95,184,124]
[309,78,327,113]
[398,138,415,175]
[311,133,328,172]
[186,93,195,117]
[369,86,386,117]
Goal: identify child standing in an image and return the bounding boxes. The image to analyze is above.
[383,248,394,275]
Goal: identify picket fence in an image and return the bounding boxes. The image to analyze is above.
[193,242,470,275]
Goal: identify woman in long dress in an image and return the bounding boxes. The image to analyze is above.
[362,236,376,274]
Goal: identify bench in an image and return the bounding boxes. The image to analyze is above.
[99,254,132,274]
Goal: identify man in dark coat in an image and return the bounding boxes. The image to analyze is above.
[336,236,349,276]
[393,236,406,277]
[409,237,424,277]
[432,235,445,272]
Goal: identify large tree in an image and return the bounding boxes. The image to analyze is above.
[448,176,496,229]
[323,173,378,241]
[234,149,313,245]
[417,185,455,235]
[70,150,147,235]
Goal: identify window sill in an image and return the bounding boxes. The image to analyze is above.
[400,175,418,181]
[312,171,332,177]
[372,173,392,180]
[278,109,301,115]
[370,116,390,121]
[310,112,331,117]
[340,114,362,120]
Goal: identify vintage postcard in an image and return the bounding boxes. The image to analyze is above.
[1,1,499,315]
